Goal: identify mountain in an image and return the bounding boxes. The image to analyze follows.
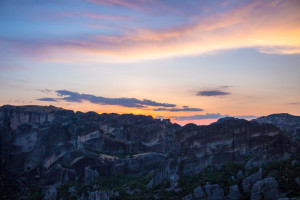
[255,113,300,142]
[0,105,299,200]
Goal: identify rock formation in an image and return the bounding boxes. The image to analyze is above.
[175,118,290,174]
[0,105,298,199]
[255,113,300,141]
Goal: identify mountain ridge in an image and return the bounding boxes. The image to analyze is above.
[1,105,299,200]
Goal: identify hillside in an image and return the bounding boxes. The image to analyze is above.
[0,105,299,200]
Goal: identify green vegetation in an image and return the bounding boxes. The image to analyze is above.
[22,153,300,200]
[177,162,243,197]
[56,172,155,199]
[56,182,89,200]
[27,185,43,200]
[261,153,300,197]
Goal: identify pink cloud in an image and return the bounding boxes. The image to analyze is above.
[3,0,300,62]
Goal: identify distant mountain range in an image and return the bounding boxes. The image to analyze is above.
[0,105,299,200]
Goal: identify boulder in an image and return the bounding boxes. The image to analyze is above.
[203,183,224,200]
[146,178,154,188]
[242,170,262,193]
[291,160,297,166]
[226,185,241,200]
[295,177,300,186]
[44,186,57,200]
[193,186,205,199]
[182,193,193,200]
[68,186,77,197]
[236,170,243,179]
[250,177,279,200]
[88,190,109,200]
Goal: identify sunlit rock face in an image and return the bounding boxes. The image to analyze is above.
[175,118,291,174]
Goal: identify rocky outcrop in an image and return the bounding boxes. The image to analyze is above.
[88,190,109,200]
[250,177,279,200]
[0,105,174,180]
[44,186,57,200]
[226,185,241,200]
[182,193,193,200]
[255,113,300,142]
[242,170,262,193]
[84,167,100,185]
[193,186,205,199]
[295,177,300,186]
[176,118,290,174]
[0,105,296,199]
[203,183,224,200]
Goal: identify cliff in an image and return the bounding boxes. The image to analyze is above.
[175,118,291,174]
[255,113,300,142]
[0,105,298,200]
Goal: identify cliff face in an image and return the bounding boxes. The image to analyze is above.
[255,113,300,141]
[0,105,295,199]
[175,118,291,174]
[0,105,178,187]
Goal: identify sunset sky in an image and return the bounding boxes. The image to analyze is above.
[1,0,300,125]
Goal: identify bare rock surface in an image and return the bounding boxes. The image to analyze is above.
[250,177,279,200]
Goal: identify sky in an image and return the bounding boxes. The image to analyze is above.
[0,0,300,125]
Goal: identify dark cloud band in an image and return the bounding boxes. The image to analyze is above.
[172,113,257,121]
[154,107,203,112]
[38,90,176,108]
[197,90,231,96]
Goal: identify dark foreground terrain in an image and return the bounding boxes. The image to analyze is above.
[0,105,299,200]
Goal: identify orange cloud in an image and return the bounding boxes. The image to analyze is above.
[8,0,300,63]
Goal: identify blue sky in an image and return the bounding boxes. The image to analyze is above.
[1,0,300,125]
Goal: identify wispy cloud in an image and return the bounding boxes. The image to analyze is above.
[38,89,53,94]
[2,0,299,62]
[85,13,132,21]
[288,102,300,105]
[0,65,28,72]
[197,90,231,97]
[38,90,176,108]
[172,113,257,121]
[154,106,203,112]
[37,97,57,102]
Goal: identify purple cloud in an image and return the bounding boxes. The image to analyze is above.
[154,107,203,112]
[288,102,300,105]
[172,113,257,121]
[37,98,57,102]
[38,90,176,108]
[197,90,231,96]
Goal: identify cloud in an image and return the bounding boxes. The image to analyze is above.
[288,102,300,105]
[38,89,53,94]
[37,97,57,102]
[154,106,203,112]
[38,90,176,108]
[0,65,28,72]
[258,46,300,55]
[2,0,300,62]
[197,90,231,96]
[219,85,232,89]
[172,113,257,121]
